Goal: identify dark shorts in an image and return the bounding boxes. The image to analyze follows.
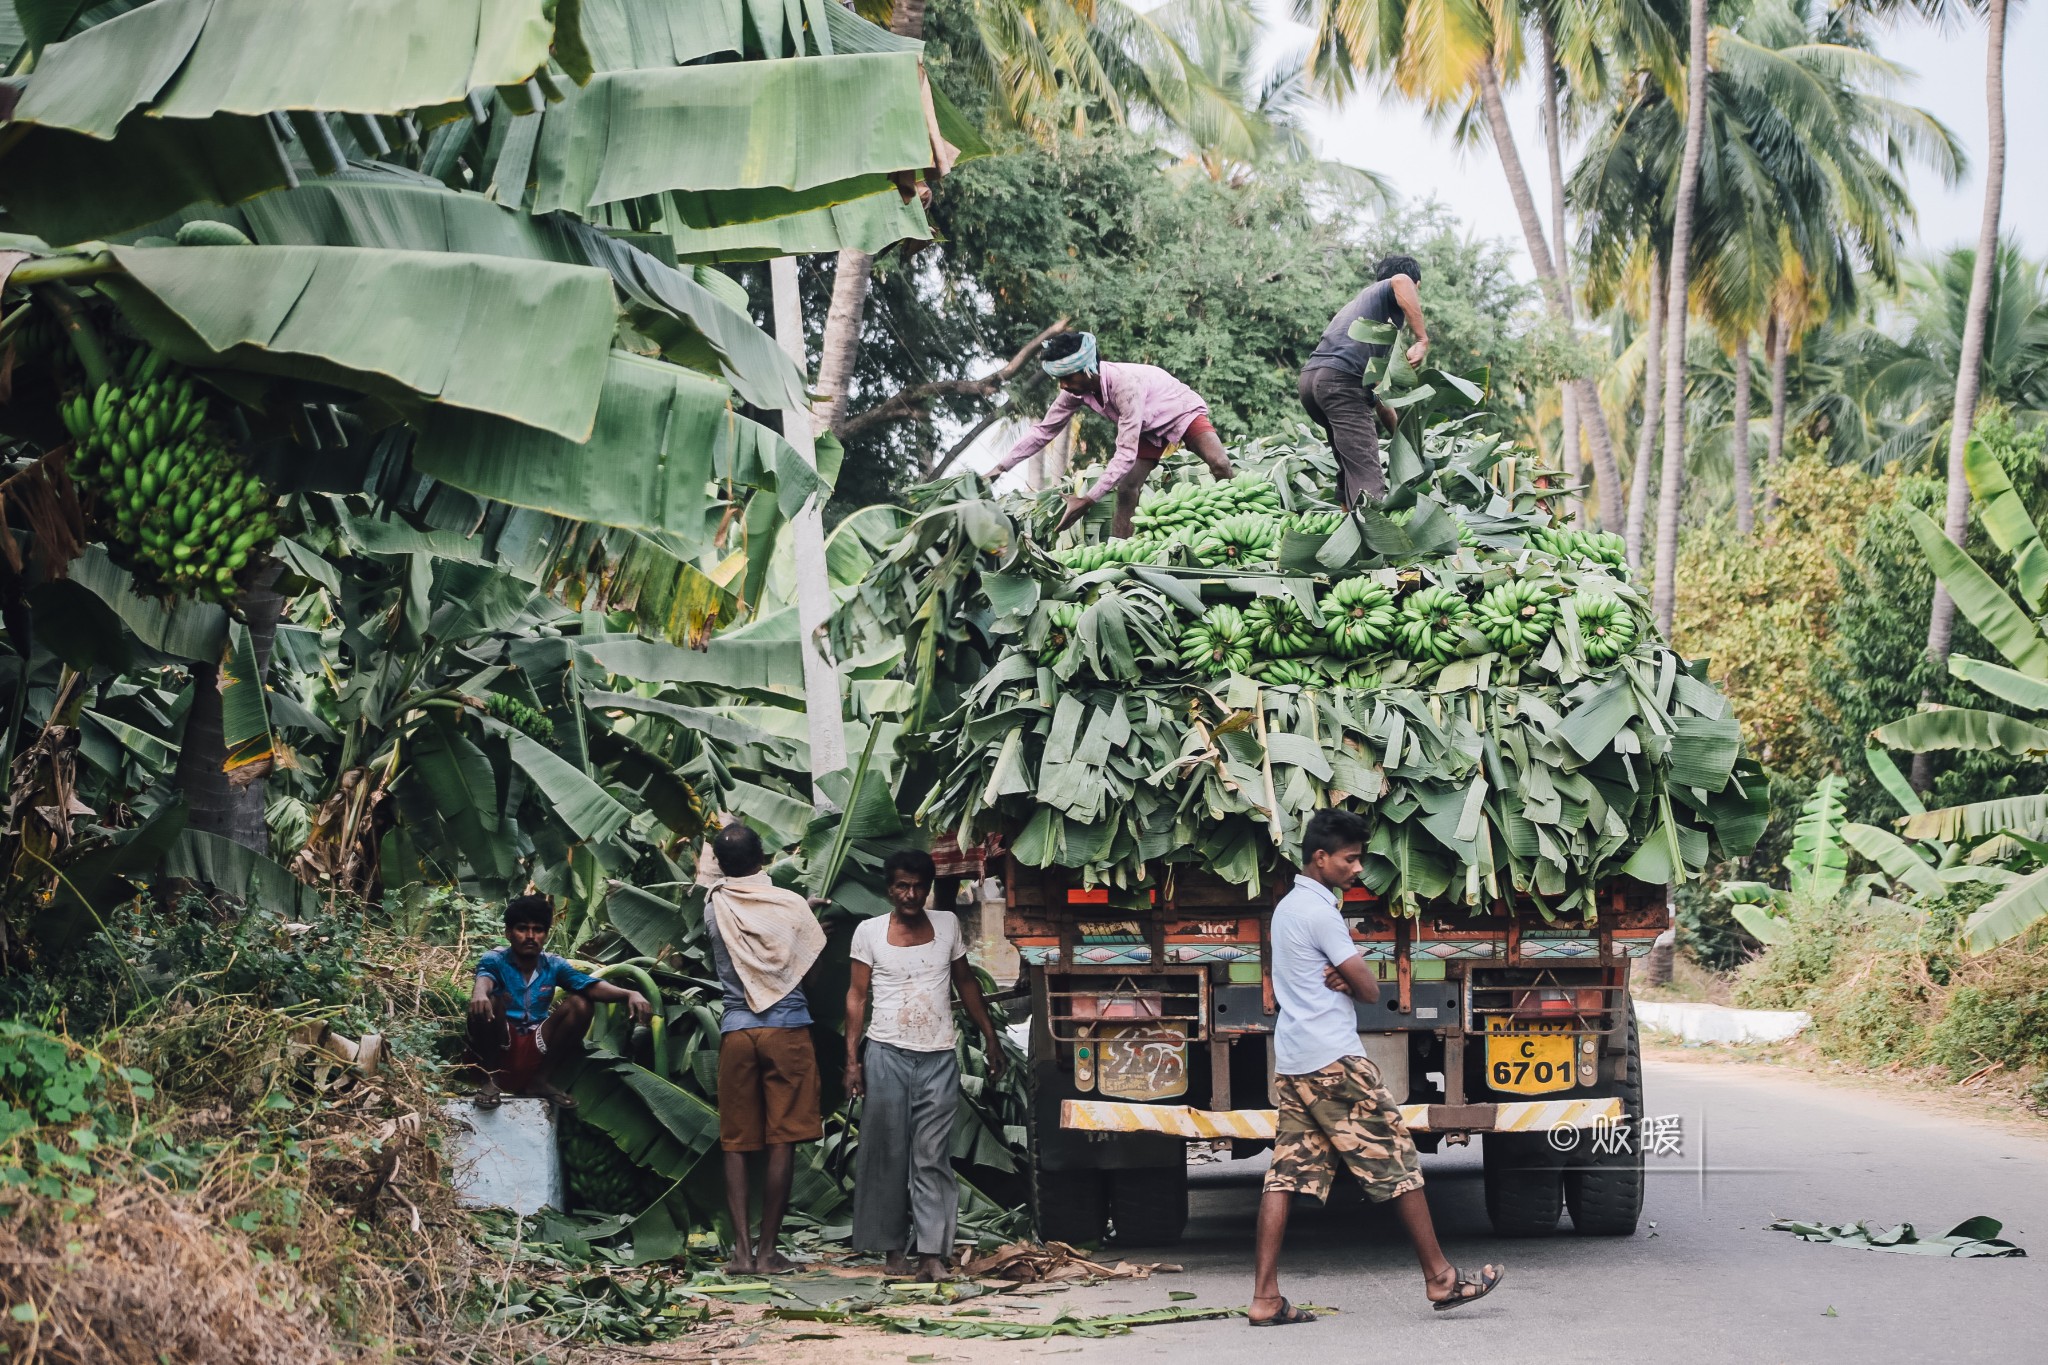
[1263,1055,1425,1204]
[1134,413,1218,468]
[1298,365,1385,504]
[718,1026,823,1151]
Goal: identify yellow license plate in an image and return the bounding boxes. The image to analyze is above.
[1484,1019,1578,1095]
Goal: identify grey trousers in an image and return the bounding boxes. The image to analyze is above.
[1299,365,1387,505]
[852,1040,960,1256]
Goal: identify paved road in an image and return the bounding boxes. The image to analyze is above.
[1034,1053,2048,1365]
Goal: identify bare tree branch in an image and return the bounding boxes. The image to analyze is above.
[923,402,1010,480]
[834,317,1068,444]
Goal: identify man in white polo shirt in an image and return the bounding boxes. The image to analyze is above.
[1248,808,1506,1325]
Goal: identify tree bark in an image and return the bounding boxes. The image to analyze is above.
[770,256,849,806]
[1653,0,1711,637]
[808,0,928,436]
[1926,0,2008,667]
[1732,331,1753,534]
[174,564,285,853]
[1626,250,1664,571]
[1539,17,1582,522]
[1765,309,1789,516]
[1475,59,1623,529]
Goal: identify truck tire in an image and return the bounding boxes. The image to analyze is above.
[1033,1162,1109,1247]
[1564,1006,1644,1236]
[1108,1165,1188,1247]
[1483,1131,1563,1237]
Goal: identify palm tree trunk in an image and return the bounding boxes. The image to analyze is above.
[1926,0,2008,666]
[1765,310,1789,515]
[771,256,849,804]
[1732,331,1754,534]
[1539,17,1582,522]
[1653,0,1712,637]
[174,564,285,852]
[1626,250,1664,571]
[808,0,928,436]
[1475,59,1623,530]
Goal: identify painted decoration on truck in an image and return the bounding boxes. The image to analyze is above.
[1095,1022,1190,1102]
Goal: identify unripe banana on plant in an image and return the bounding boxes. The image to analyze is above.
[1474,579,1560,655]
[1574,595,1638,665]
[1395,584,1472,664]
[1320,577,1397,657]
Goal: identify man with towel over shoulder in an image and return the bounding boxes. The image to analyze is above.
[699,821,828,1273]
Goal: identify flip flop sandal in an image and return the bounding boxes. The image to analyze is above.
[474,1085,503,1111]
[1431,1264,1504,1312]
[1249,1297,1317,1327]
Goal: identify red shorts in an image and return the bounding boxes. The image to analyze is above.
[1137,413,1215,464]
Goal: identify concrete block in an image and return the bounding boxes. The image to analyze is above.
[1636,1000,1811,1045]
[443,1097,563,1215]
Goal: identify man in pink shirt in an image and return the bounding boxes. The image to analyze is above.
[987,332,1234,537]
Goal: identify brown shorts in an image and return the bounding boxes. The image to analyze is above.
[1263,1055,1425,1204]
[718,1027,823,1151]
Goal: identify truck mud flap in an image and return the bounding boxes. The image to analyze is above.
[1059,1096,1624,1138]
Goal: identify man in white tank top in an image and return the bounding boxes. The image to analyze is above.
[845,849,1005,1281]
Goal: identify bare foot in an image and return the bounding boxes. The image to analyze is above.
[757,1251,795,1274]
[915,1254,948,1283]
[533,1080,577,1111]
[883,1252,912,1276]
[723,1250,755,1275]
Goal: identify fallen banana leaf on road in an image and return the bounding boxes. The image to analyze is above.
[960,1240,1181,1283]
[1768,1216,2026,1257]
[766,1302,1259,1338]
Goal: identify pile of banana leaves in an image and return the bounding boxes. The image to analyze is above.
[892,374,1767,918]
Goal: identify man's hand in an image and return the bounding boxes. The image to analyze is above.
[1056,494,1091,531]
[845,1057,865,1099]
[1324,964,1352,996]
[622,990,653,1026]
[983,1033,1007,1083]
[469,979,495,1020]
[1405,337,1430,370]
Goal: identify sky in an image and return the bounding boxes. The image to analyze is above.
[1287,3,2045,269]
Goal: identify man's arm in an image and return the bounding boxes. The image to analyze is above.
[989,391,1078,480]
[1391,274,1429,370]
[844,959,873,1097]
[580,978,652,1024]
[1323,954,1381,1003]
[951,957,1006,1081]
[1076,385,1145,510]
[468,972,498,1019]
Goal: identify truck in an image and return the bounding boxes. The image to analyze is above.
[1002,857,1663,1246]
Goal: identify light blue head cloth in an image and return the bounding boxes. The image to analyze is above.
[1042,331,1098,378]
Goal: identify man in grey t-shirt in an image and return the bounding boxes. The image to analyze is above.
[1298,254,1430,507]
[1248,809,1505,1325]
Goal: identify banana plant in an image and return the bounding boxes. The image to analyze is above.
[1868,434,2048,950]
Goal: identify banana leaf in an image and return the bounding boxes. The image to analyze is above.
[64,546,228,662]
[1962,866,2048,952]
[497,728,632,844]
[1864,746,1926,818]
[521,52,932,218]
[665,187,931,262]
[218,622,275,781]
[1947,654,2048,714]
[102,244,617,440]
[1963,432,2048,615]
[161,828,319,914]
[1785,775,1847,900]
[579,634,802,692]
[564,1046,721,1184]
[16,0,561,138]
[603,881,695,959]
[1903,508,2048,678]
[1873,708,2048,759]
[1900,794,2048,844]
[1841,822,1943,898]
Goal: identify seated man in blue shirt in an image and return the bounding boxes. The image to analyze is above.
[468,893,650,1111]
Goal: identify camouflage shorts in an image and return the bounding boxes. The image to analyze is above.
[1263,1055,1425,1204]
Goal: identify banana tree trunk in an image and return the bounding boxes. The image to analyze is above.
[770,256,850,805]
[1765,310,1789,515]
[1626,250,1664,571]
[1732,331,1753,535]
[1927,0,2008,667]
[808,0,928,437]
[1539,18,1581,522]
[1475,59,1623,530]
[1654,0,1712,637]
[174,563,284,852]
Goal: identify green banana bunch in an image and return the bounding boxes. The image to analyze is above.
[1531,527,1627,568]
[1248,656,1327,687]
[1244,596,1318,657]
[1320,577,1397,658]
[1133,473,1280,538]
[559,1112,645,1214]
[485,692,556,743]
[1474,579,1560,655]
[1575,595,1638,665]
[1395,584,1473,664]
[63,348,277,604]
[1038,601,1083,665]
[1193,513,1281,568]
[1178,603,1253,676]
[1283,510,1345,538]
[1053,537,1165,573]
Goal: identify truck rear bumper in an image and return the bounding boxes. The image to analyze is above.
[1061,1096,1622,1139]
